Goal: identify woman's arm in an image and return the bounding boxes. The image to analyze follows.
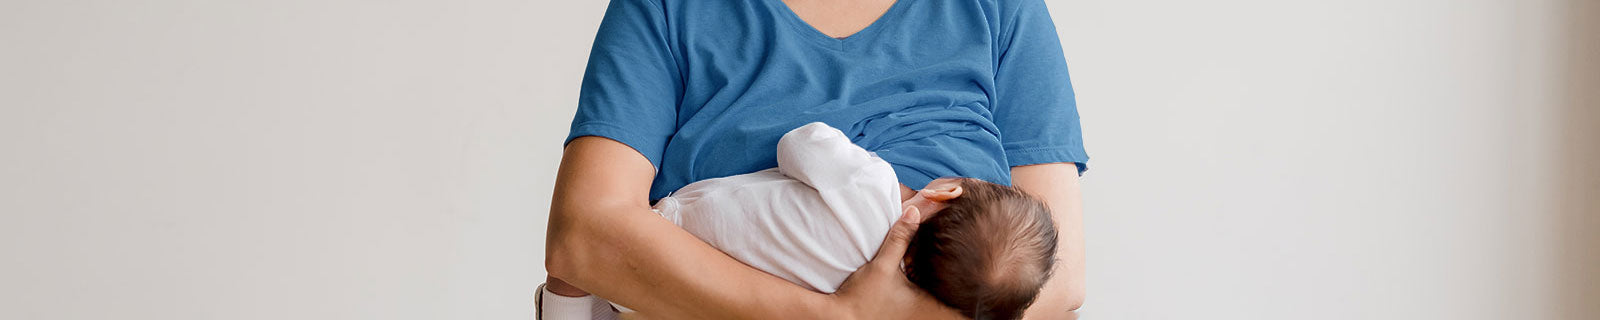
[1010,163,1087,317]
[546,136,957,319]
[546,136,830,318]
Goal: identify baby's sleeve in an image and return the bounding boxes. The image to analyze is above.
[777,123,902,274]
[776,122,888,190]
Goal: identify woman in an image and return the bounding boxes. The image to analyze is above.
[544,0,1088,318]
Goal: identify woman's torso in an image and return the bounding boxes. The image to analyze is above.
[648,0,1017,200]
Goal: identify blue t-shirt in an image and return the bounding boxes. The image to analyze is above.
[567,0,1088,201]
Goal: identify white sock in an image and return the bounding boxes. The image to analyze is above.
[590,299,621,320]
[539,286,596,320]
[607,301,634,314]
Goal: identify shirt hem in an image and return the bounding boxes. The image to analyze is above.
[566,121,665,171]
[1005,146,1090,175]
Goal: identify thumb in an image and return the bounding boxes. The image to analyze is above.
[870,206,921,268]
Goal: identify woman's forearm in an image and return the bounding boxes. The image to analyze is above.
[545,137,840,319]
[1010,163,1087,317]
[547,205,838,318]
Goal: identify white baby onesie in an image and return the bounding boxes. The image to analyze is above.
[653,122,902,293]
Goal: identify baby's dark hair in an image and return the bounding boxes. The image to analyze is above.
[905,178,1059,320]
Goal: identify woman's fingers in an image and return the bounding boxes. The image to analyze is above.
[871,206,921,270]
[830,206,928,319]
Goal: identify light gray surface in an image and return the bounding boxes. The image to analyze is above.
[1,0,1595,319]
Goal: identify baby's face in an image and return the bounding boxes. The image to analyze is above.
[902,177,967,222]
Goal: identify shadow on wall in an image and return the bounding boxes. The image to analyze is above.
[1557,0,1600,319]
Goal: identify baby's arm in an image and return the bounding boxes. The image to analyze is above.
[775,122,903,264]
[775,122,890,191]
[777,124,951,203]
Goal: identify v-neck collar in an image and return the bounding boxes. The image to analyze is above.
[764,0,914,50]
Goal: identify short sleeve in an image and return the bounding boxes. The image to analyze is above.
[992,0,1089,174]
[565,0,682,171]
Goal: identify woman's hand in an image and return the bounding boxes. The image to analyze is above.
[832,207,965,320]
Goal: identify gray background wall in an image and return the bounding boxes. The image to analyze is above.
[1,0,1594,319]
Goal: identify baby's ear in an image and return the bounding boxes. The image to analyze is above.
[919,184,963,202]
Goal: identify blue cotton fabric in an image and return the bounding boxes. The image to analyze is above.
[567,0,1089,201]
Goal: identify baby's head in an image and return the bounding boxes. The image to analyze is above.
[902,177,1059,320]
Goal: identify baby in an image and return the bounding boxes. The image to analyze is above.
[540,122,1059,320]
